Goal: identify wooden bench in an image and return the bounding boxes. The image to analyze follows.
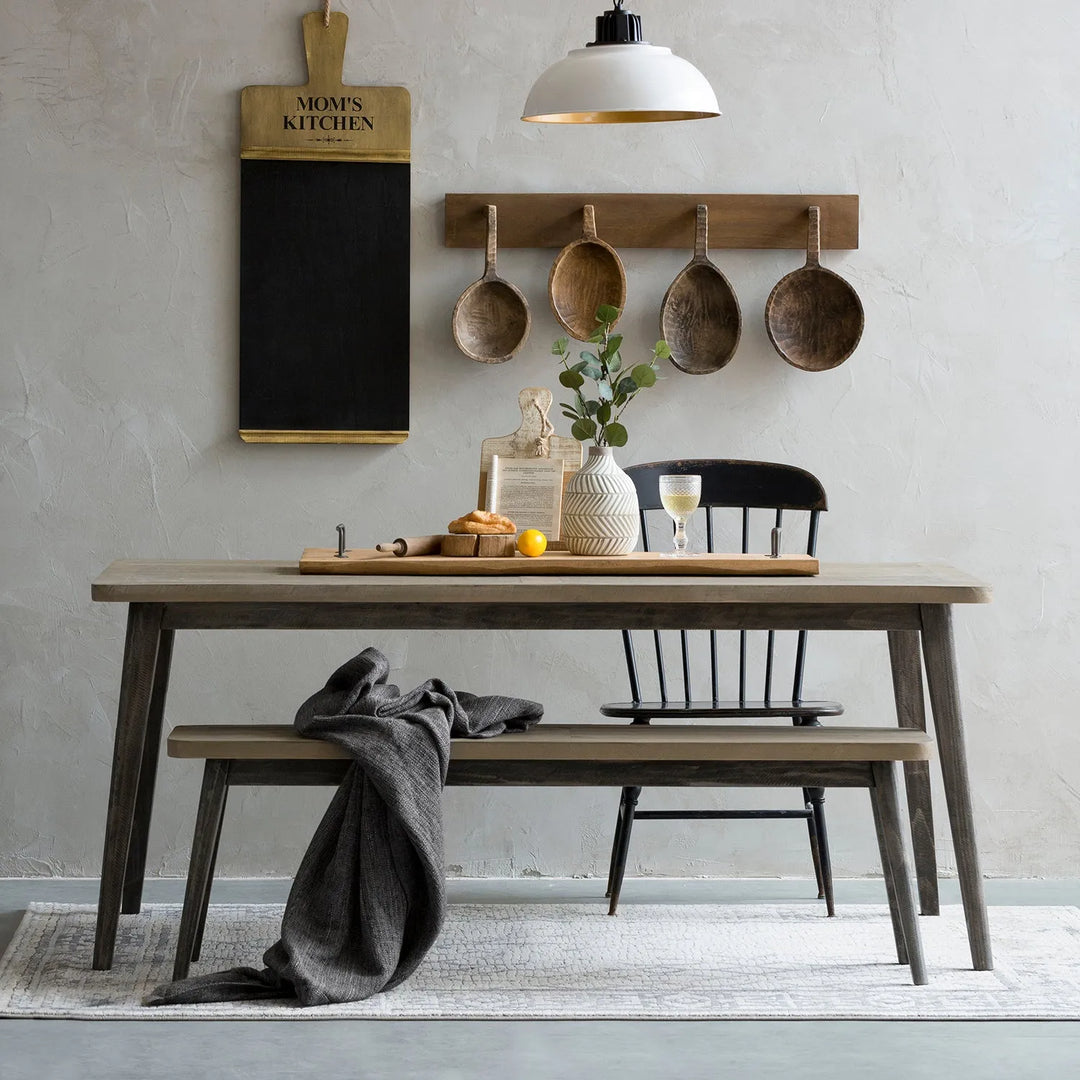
[166,723,934,985]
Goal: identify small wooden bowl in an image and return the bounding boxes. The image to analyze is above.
[452,205,531,364]
[548,204,627,341]
[765,205,864,371]
[660,205,741,374]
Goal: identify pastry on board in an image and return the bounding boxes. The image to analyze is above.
[447,510,516,535]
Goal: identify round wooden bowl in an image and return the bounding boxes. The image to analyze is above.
[452,204,531,364]
[764,206,864,372]
[660,205,741,374]
[548,204,627,341]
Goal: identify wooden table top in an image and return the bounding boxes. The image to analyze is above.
[92,560,991,606]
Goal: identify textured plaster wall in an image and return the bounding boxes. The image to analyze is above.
[1,0,1078,880]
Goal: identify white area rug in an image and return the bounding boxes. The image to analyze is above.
[1,902,1079,1019]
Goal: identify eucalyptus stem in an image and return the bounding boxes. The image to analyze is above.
[553,305,671,449]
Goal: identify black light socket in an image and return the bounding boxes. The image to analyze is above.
[589,2,645,46]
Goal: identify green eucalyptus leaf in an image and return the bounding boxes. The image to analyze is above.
[602,334,623,359]
[578,353,602,379]
[596,380,613,401]
[569,360,589,374]
[552,337,569,356]
[559,369,585,389]
[654,340,672,360]
[596,304,620,324]
[583,399,600,416]
[631,364,657,388]
[571,418,597,442]
[613,393,628,408]
[604,422,628,447]
[616,375,638,396]
[586,329,606,344]
[596,403,612,424]
[607,350,622,373]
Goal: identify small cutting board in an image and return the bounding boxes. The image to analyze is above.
[299,550,819,576]
[478,388,582,506]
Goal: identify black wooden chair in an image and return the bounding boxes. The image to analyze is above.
[603,459,842,915]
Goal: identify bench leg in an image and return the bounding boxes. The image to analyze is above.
[607,786,640,916]
[870,779,909,967]
[173,760,230,982]
[871,761,927,985]
[191,781,228,963]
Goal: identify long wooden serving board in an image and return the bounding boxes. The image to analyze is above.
[300,550,819,576]
[238,12,410,444]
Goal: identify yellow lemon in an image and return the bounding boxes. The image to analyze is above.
[516,529,548,558]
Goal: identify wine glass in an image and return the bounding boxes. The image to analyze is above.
[659,474,701,557]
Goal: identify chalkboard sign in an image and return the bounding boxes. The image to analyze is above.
[238,12,410,444]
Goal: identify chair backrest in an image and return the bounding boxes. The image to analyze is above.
[622,459,828,707]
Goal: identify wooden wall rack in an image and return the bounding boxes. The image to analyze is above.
[444,194,859,251]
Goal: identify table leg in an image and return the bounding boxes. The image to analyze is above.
[887,629,939,915]
[121,626,175,914]
[919,603,993,970]
[93,603,164,970]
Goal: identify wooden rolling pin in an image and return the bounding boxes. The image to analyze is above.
[375,535,444,557]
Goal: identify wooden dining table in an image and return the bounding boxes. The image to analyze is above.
[89,559,993,972]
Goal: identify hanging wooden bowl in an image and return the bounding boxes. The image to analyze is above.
[660,204,742,374]
[452,204,531,363]
[764,205,864,371]
[547,204,627,341]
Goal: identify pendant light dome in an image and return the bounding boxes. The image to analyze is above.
[522,2,720,124]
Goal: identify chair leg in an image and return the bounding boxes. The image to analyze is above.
[796,719,829,905]
[607,786,641,916]
[807,788,835,917]
[605,788,633,898]
[173,760,230,982]
[870,779,909,967]
[803,788,825,899]
[871,761,928,985]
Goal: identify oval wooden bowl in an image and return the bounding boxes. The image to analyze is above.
[660,205,741,374]
[765,206,864,372]
[548,204,627,341]
[452,204,531,364]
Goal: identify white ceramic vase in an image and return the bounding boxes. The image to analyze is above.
[562,445,639,556]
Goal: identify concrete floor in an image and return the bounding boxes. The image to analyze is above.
[2,877,1078,1080]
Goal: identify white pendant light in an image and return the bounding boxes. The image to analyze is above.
[522,2,720,124]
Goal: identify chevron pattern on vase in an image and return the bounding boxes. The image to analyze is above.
[562,446,640,556]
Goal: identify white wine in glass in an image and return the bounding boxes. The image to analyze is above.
[659,474,701,556]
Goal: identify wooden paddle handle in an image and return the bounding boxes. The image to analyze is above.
[484,204,498,279]
[375,535,444,557]
[694,204,709,262]
[582,204,597,240]
[301,11,348,87]
[807,205,821,268]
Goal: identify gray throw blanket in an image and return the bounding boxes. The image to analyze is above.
[147,647,543,1007]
